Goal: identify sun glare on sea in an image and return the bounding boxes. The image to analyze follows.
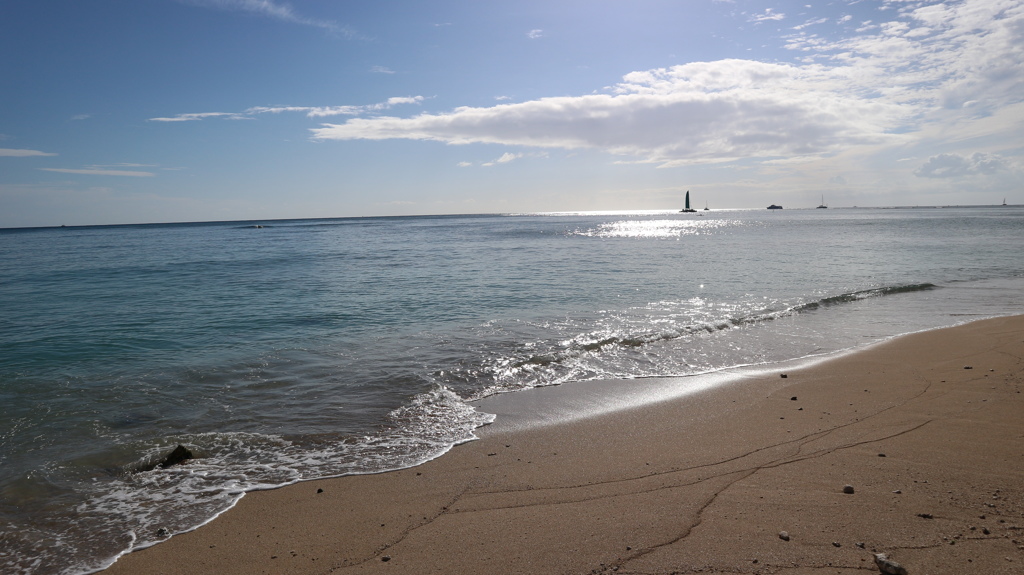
[575,218,734,238]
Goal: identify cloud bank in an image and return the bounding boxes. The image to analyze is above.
[311,0,1023,167]
[914,152,1010,178]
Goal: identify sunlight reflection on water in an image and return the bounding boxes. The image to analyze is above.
[575,218,738,238]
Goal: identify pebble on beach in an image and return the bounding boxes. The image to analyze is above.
[779,531,790,541]
[843,484,855,494]
[873,553,909,575]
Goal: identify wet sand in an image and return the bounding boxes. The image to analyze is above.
[102,315,1024,574]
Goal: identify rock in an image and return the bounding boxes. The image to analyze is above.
[790,396,798,400]
[917,513,933,519]
[780,374,788,378]
[874,553,909,575]
[964,366,973,370]
[381,556,391,562]
[317,488,323,493]
[833,541,842,547]
[156,527,169,538]
[779,531,790,541]
[159,445,194,468]
[843,484,855,494]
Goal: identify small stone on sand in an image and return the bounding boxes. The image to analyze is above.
[843,484,855,494]
[779,531,790,541]
[874,553,909,575]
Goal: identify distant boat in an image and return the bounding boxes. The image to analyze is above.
[1004,198,1008,206]
[704,201,709,211]
[680,190,697,213]
[767,204,783,210]
[817,195,828,209]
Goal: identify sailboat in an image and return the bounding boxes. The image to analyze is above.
[1004,198,1008,206]
[680,190,697,213]
[817,194,828,209]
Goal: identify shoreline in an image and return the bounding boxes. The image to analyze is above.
[102,315,1024,574]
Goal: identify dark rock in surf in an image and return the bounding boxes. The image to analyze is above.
[159,445,194,468]
[131,444,195,473]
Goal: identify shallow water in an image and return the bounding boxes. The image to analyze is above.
[1,207,1022,574]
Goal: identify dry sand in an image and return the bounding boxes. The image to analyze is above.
[103,315,1024,574]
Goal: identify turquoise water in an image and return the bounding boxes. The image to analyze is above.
[1,207,1022,574]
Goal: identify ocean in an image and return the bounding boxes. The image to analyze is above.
[1,206,1022,574]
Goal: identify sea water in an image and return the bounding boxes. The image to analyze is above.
[1,207,1022,574]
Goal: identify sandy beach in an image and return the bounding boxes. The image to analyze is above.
[102,315,1024,575]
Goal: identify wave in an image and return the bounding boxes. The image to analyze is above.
[475,283,940,390]
[793,283,937,311]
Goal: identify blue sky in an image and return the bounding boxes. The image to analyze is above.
[2,0,1022,227]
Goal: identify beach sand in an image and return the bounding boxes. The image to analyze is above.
[102,315,1024,574]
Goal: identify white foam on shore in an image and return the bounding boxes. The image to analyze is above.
[471,342,892,434]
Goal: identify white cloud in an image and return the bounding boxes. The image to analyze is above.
[178,0,350,35]
[151,97,424,122]
[0,148,57,157]
[527,29,543,39]
[310,0,1023,169]
[40,167,156,177]
[483,152,523,166]
[914,152,1010,178]
[149,112,248,122]
[312,58,909,166]
[793,0,1024,114]
[750,9,785,22]
[371,66,396,74]
[793,17,828,30]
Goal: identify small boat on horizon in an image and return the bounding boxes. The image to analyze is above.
[817,195,828,209]
[680,190,697,213]
[767,204,783,210]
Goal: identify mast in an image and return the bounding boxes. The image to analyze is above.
[685,191,691,210]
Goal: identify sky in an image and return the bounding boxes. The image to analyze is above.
[2,0,1022,227]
